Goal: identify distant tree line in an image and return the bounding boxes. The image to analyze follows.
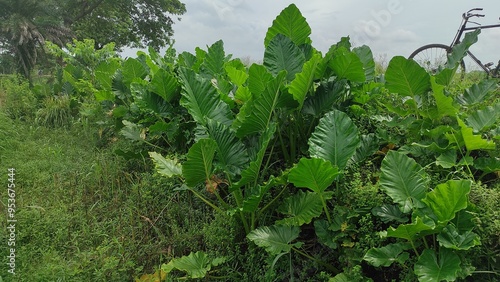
[0,0,186,81]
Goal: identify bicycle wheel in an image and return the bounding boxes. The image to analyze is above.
[409,44,465,76]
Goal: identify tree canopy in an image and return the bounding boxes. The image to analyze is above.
[0,0,186,79]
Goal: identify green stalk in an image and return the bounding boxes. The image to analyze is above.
[188,188,223,213]
[320,194,332,223]
[257,184,288,218]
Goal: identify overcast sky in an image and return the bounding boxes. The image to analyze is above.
[128,0,500,68]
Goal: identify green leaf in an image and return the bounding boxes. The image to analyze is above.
[329,273,350,282]
[447,30,480,68]
[414,248,461,282]
[178,67,233,126]
[247,64,273,96]
[466,103,500,133]
[423,180,471,224]
[94,90,115,102]
[302,80,348,117]
[95,60,120,90]
[436,150,457,169]
[385,56,431,97]
[457,117,496,151]
[120,120,144,142]
[276,190,324,226]
[264,4,311,47]
[288,158,338,193]
[430,77,457,118]
[372,204,408,224]
[247,225,303,255]
[386,216,436,241]
[364,243,411,267]
[162,251,226,279]
[235,72,286,137]
[314,219,338,249]
[329,47,366,83]
[264,34,305,81]
[350,133,379,165]
[202,40,227,76]
[288,52,321,109]
[122,57,147,85]
[456,79,497,106]
[353,45,376,81]
[225,64,248,87]
[437,224,480,250]
[206,119,248,176]
[150,68,179,102]
[182,139,217,188]
[474,157,500,173]
[149,152,182,177]
[380,151,427,212]
[308,110,360,171]
[234,123,276,189]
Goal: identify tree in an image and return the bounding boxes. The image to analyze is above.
[63,0,186,50]
[0,0,71,80]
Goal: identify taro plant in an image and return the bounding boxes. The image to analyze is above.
[364,151,481,281]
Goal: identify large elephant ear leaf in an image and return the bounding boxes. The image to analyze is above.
[414,248,461,282]
[276,190,324,226]
[206,119,248,176]
[329,46,366,83]
[149,68,180,102]
[385,56,430,97]
[288,157,338,193]
[247,225,303,255]
[308,110,360,171]
[182,138,217,188]
[422,180,471,224]
[264,3,311,47]
[264,34,305,82]
[380,151,427,213]
[364,243,411,267]
[178,67,233,127]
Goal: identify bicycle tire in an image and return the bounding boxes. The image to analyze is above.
[409,44,466,77]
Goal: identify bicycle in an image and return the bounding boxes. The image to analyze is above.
[409,8,500,78]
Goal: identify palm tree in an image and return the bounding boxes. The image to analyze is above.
[0,0,71,81]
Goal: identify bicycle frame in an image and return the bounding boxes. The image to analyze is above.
[450,9,500,76]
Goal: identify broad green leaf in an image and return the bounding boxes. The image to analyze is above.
[182,139,217,188]
[353,45,376,81]
[122,57,147,85]
[457,118,496,151]
[379,151,427,212]
[276,190,324,226]
[247,225,303,255]
[235,72,286,137]
[288,52,322,109]
[385,56,431,97]
[95,60,120,90]
[120,120,143,142]
[437,224,480,250]
[314,219,339,249]
[202,40,227,76]
[288,158,338,193]
[414,248,461,282]
[206,119,248,176]
[264,34,305,81]
[329,273,349,282]
[423,180,471,224]
[372,204,408,224]
[150,68,179,102]
[264,3,311,47]
[234,123,276,189]
[308,110,360,171]
[247,64,273,96]
[386,216,435,241]
[329,47,365,83]
[447,30,480,68]
[225,65,248,87]
[466,103,500,133]
[456,79,497,106]
[178,68,233,126]
[241,179,277,213]
[94,90,115,102]
[430,77,457,118]
[474,157,500,173]
[436,150,457,169]
[364,243,411,267]
[149,152,182,177]
[162,251,226,279]
[349,133,379,165]
[302,80,348,117]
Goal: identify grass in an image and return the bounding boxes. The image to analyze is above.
[0,112,218,281]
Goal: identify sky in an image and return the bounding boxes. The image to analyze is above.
[126,0,500,69]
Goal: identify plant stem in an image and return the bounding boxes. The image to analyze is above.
[188,188,223,213]
[292,247,340,274]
